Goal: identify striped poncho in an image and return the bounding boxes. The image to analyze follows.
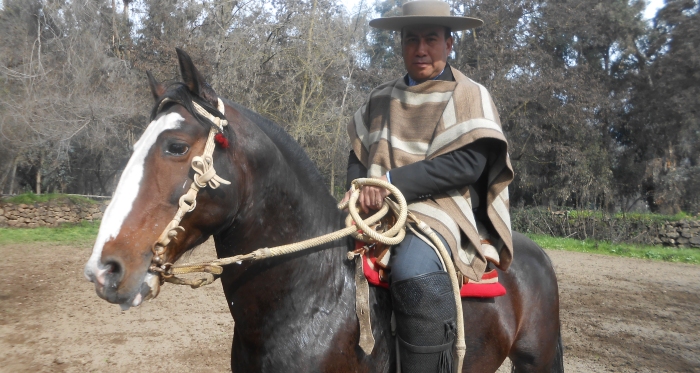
[348,68,514,281]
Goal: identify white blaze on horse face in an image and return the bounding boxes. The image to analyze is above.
[84,112,184,282]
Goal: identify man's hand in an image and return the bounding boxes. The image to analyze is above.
[360,175,390,213]
[341,175,391,214]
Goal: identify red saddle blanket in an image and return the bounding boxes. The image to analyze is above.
[359,244,506,298]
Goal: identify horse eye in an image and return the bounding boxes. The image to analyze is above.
[166,143,189,156]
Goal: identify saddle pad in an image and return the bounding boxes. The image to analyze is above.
[360,250,506,298]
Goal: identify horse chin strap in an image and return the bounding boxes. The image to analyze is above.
[147,98,231,290]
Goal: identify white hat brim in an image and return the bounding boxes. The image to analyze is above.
[369,16,483,31]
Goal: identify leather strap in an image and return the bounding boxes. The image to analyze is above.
[355,255,375,355]
[398,335,454,354]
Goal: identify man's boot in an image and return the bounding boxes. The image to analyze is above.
[391,271,457,373]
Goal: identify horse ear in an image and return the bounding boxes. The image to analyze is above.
[146,71,166,101]
[175,48,219,106]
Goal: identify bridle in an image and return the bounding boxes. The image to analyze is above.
[148,97,231,280]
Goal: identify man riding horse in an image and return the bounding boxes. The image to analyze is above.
[343,1,514,372]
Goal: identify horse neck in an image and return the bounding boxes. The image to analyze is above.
[215,131,355,327]
[222,101,345,249]
[238,137,345,250]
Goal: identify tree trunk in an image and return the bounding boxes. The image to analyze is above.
[36,155,43,195]
[94,154,107,195]
[8,160,17,195]
[112,0,120,58]
[330,66,354,195]
[210,0,234,85]
[36,168,42,195]
[0,157,14,193]
[2,157,19,195]
[296,0,318,125]
[330,164,335,197]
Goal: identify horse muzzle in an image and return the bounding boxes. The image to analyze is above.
[84,260,161,310]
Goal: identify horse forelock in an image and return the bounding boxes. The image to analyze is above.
[151,83,227,134]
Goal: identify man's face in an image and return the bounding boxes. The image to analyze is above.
[401,25,453,83]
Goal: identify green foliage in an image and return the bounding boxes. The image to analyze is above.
[0,221,99,246]
[529,234,700,264]
[619,211,693,222]
[4,192,97,205]
[614,0,700,214]
[566,209,692,223]
[512,207,697,245]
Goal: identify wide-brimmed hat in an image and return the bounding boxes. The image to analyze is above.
[369,1,483,31]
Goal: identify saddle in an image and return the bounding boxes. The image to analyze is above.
[354,239,506,298]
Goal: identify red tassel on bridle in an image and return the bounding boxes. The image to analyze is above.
[214,133,229,149]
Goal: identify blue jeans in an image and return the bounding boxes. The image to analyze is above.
[389,229,453,284]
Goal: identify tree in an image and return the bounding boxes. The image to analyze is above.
[0,0,146,195]
[0,0,696,214]
[617,0,700,213]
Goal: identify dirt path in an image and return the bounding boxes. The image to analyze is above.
[1,240,698,372]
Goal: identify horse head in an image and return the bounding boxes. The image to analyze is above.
[84,49,244,309]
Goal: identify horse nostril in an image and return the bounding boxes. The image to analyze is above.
[103,259,124,288]
[106,261,121,274]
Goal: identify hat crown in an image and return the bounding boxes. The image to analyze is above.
[402,1,451,17]
[368,0,483,31]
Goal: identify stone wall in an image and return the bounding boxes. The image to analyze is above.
[0,200,106,228]
[657,220,700,248]
[512,208,700,248]
[2,201,699,248]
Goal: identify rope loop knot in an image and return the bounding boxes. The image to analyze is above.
[191,155,231,189]
[211,116,227,131]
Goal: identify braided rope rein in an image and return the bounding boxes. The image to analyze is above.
[162,178,408,282]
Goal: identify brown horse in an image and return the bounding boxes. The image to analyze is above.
[84,49,563,373]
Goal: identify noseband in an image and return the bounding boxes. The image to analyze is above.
[149,98,231,279]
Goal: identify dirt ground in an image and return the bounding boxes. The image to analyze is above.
[0,239,698,373]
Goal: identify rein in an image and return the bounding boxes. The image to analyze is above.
[160,179,409,286]
[146,98,466,371]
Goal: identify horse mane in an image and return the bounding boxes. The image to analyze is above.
[224,99,337,205]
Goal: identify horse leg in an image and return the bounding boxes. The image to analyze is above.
[460,297,516,373]
[509,328,563,373]
[507,232,563,373]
